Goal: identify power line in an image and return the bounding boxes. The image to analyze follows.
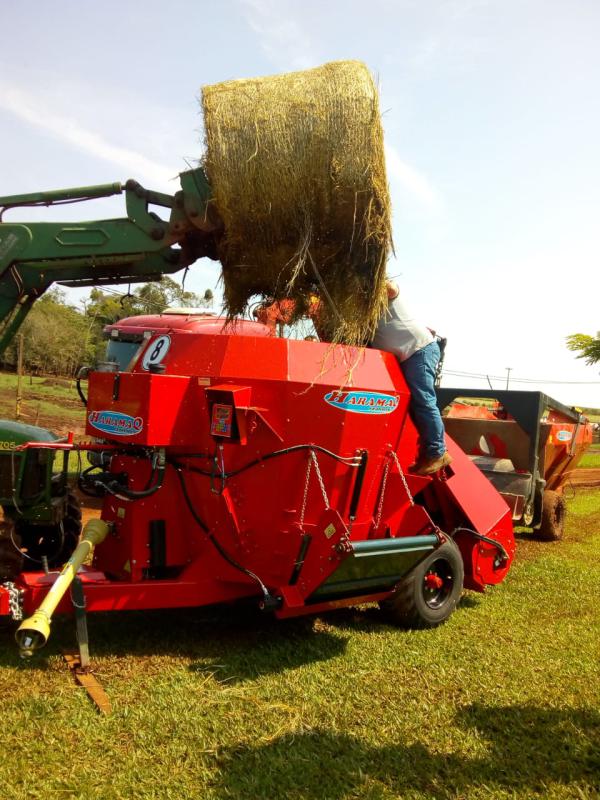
[81,284,184,315]
[70,289,600,385]
[443,369,600,386]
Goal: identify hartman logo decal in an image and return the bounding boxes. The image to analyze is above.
[88,410,144,436]
[556,430,572,442]
[324,390,399,415]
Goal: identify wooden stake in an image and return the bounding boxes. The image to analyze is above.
[15,334,23,419]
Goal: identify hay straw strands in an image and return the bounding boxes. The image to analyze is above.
[202,60,392,346]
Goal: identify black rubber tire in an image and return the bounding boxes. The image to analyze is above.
[14,490,82,569]
[380,539,464,629]
[537,490,566,542]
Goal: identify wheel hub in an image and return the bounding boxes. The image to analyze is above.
[422,558,454,609]
[424,572,444,590]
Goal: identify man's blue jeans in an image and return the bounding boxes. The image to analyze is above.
[400,340,446,458]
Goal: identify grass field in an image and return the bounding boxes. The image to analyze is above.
[580,446,600,469]
[2,490,599,799]
[0,371,86,433]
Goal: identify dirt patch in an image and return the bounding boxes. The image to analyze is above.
[74,490,102,526]
[571,468,600,487]
[39,377,73,389]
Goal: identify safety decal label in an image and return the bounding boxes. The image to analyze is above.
[324,390,399,415]
[88,410,144,436]
[556,430,572,442]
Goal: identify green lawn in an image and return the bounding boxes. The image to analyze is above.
[579,447,600,469]
[0,371,78,401]
[0,371,86,431]
[2,491,600,799]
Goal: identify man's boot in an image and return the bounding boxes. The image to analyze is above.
[411,451,453,476]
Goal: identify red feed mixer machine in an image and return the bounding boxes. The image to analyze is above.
[0,168,516,658]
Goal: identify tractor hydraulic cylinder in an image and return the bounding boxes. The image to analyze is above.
[15,519,109,657]
[0,182,123,209]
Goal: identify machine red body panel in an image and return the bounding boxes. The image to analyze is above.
[2,321,515,622]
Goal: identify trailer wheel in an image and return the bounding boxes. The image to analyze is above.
[379,539,464,629]
[537,490,566,542]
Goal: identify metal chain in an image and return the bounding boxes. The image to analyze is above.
[389,451,415,507]
[310,451,330,509]
[298,450,331,531]
[4,582,23,621]
[374,460,391,529]
[375,450,415,528]
[298,452,313,531]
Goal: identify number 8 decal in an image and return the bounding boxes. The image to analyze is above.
[142,335,171,371]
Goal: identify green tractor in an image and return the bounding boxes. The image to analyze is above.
[0,420,81,581]
[0,168,218,584]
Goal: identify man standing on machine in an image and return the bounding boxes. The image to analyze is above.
[371,279,451,476]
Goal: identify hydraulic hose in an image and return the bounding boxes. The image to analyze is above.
[75,366,89,406]
[170,443,360,480]
[103,449,166,501]
[174,466,275,606]
[450,526,510,562]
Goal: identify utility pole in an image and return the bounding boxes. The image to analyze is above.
[15,333,24,419]
[505,367,512,390]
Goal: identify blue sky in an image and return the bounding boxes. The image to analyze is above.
[1,0,598,406]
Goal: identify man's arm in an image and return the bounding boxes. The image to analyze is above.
[386,280,399,300]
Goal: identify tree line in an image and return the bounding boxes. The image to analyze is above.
[0,279,597,378]
[1,279,213,377]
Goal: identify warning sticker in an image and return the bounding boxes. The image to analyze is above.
[211,404,234,437]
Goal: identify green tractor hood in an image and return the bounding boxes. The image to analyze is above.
[0,420,58,451]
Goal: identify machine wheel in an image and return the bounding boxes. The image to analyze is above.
[537,490,566,542]
[379,539,464,629]
[14,490,82,569]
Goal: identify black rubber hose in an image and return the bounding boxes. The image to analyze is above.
[78,466,106,498]
[450,526,510,562]
[174,466,271,599]
[104,466,165,500]
[76,366,89,406]
[170,443,359,479]
[103,451,166,500]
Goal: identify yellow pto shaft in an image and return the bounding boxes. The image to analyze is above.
[15,519,109,658]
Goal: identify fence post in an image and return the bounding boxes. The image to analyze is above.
[15,333,24,419]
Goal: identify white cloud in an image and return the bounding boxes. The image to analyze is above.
[384,143,442,211]
[240,0,317,71]
[0,81,176,189]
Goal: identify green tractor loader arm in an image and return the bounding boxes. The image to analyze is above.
[0,168,220,355]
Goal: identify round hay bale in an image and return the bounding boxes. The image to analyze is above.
[202,60,392,345]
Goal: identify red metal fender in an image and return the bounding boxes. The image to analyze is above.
[435,437,516,591]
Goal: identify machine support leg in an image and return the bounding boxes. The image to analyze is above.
[63,575,111,714]
[71,576,90,670]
